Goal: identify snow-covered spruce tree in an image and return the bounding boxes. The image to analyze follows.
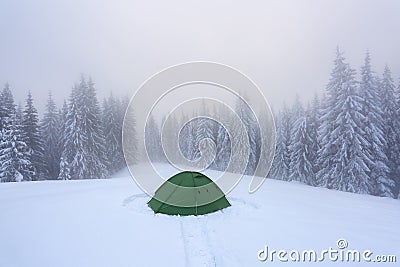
[102,94,125,173]
[214,107,231,172]
[161,113,180,164]
[317,48,348,188]
[0,115,34,182]
[178,115,196,162]
[359,52,391,196]
[235,97,258,175]
[58,157,70,180]
[307,94,321,185]
[378,65,397,197]
[22,92,46,180]
[62,77,108,179]
[289,115,314,185]
[193,116,216,167]
[288,95,305,181]
[270,105,292,180]
[268,112,283,178]
[16,103,23,125]
[321,52,373,193]
[121,96,138,165]
[0,83,15,132]
[145,114,162,162]
[58,100,68,150]
[85,78,108,178]
[41,92,62,179]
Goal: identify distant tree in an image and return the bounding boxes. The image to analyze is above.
[102,94,125,173]
[145,114,162,162]
[308,95,321,185]
[121,97,138,166]
[0,87,34,182]
[41,92,62,179]
[62,76,108,179]
[377,65,397,197]
[214,107,231,171]
[270,105,292,180]
[289,115,314,185]
[0,83,16,132]
[288,95,305,180]
[235,97,258,175]
[22,92,46,180]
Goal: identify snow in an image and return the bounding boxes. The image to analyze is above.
[0,164,399,267]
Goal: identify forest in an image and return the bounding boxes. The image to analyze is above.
[0,48,399,199]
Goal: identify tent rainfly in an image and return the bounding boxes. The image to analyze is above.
[148,171,231,216]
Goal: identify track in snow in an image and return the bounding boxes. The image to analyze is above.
[180,216,218,267]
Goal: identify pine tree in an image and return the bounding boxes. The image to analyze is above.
[308,95,321,185]
[235,97,258,175]
[22,92,46,180]
[269,112,284,178]
[0,99,34,182]
[214,107,231,171]
[41,92,62,179]
[63,76,108,179]
[359,52,390,196]
[288,95,305,180]
[193,116,216,168]
[377,65,397,197]
[0,83,16,132]
[145,114,162,162]
[317,48,348,188]
[58,156,70,180]
[289,115,314,185]
[161,113,180,164]
[59,100,68,153]
[319,49,373,193]
[102,94,124,173]
[122,97,138,166]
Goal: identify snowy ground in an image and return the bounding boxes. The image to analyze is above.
[0,164,399,267]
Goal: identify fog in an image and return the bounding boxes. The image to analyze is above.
[1,0,399,114]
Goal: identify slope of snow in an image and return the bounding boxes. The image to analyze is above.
[0,164,399,267]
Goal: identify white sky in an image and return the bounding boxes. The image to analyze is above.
[1,0,399,114]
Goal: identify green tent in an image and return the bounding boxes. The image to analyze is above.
[148,171,231,216]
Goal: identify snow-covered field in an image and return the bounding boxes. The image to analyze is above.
[0,164,399,267]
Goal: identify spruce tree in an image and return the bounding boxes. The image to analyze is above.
[289,115,314,185]
[359,52,390,196]
[377,65,397,197]
[41,92,62,179]
[122,97,138,166]
[0,87,34,182]
[63,76,107,179]
[214,107,231,171]
[320,50,373,193]
[235,97,258,175]
[288,95,305,180]
[317,48,348,188]
[145,114,162,162]
[102,94,125,173]
[308,95,321,185]
[22,92,46,180]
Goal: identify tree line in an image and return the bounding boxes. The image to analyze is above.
[1,48,399,199]
[0,76,135,182]
[145,48,400,199]
[270,49,399,199]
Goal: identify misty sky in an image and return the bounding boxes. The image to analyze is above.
[1,0,399,114]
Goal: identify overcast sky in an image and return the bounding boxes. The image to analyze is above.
[1,0,399,114]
